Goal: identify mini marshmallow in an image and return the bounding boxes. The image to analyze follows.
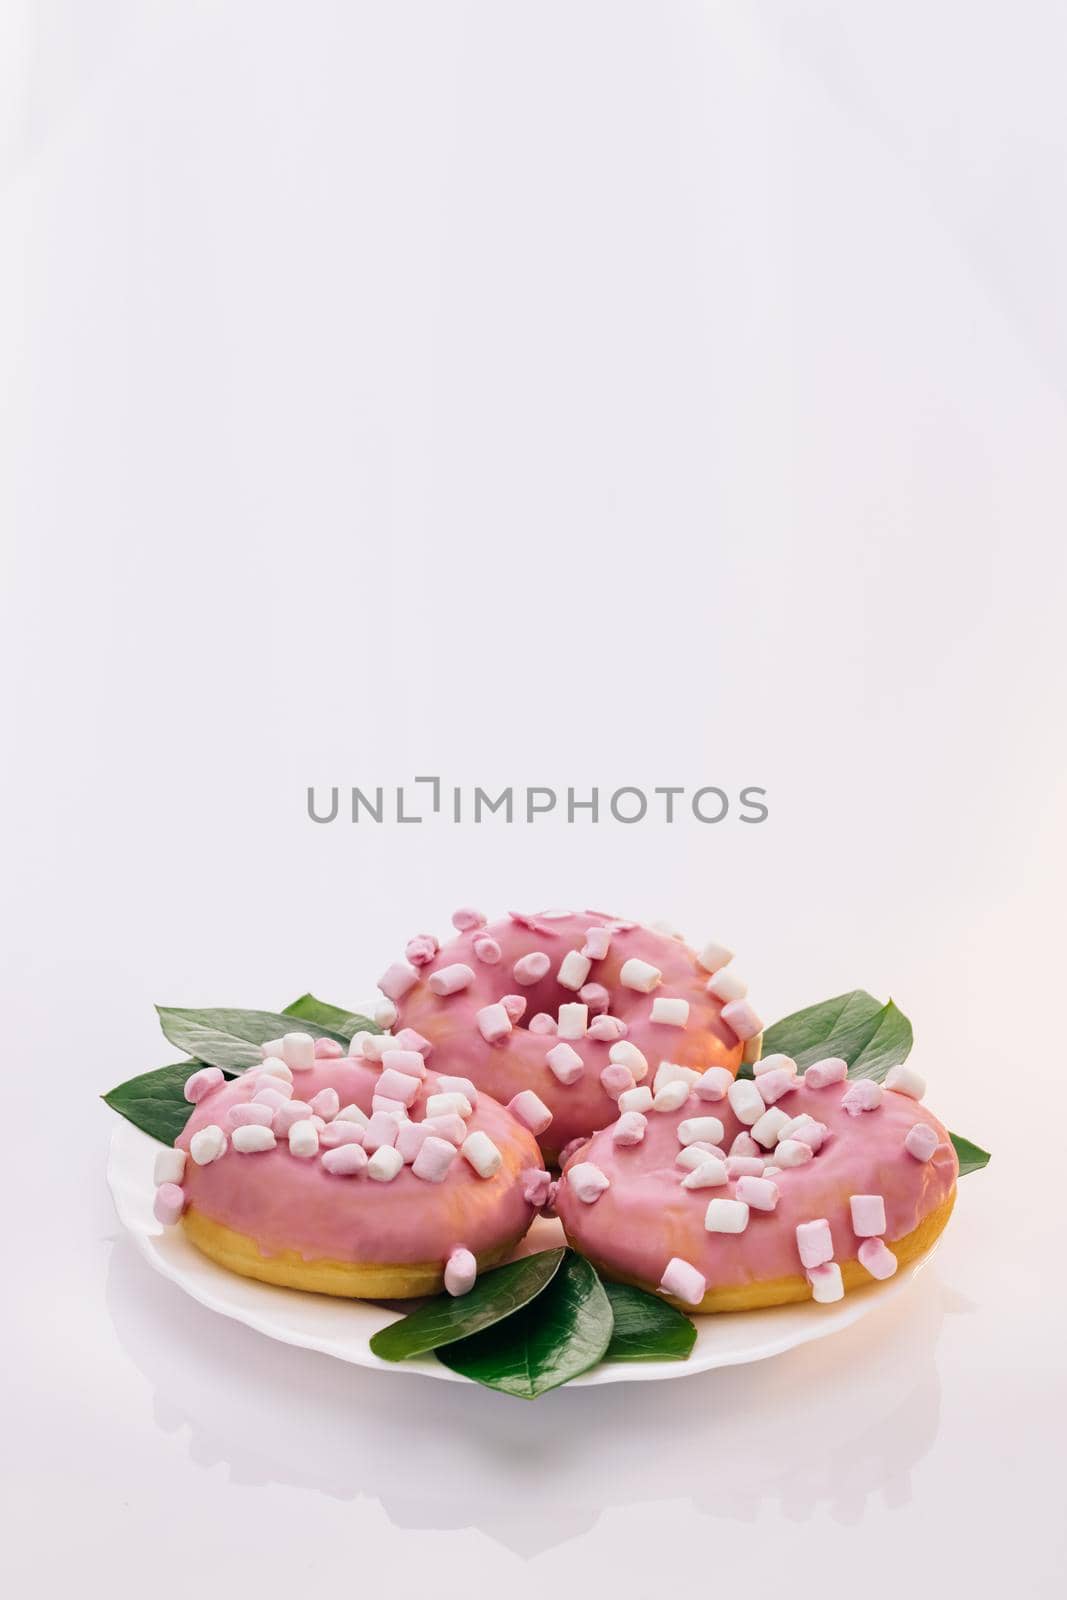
[451,906,486,931]
[321,1144,369,1176]
[184,1067,224,1104]
[753,1067,800,1106]
[774,1138,813,1168]
[256,1055,294,1083]
[376,1069,421,1108]
[153,1183,186,1225]
[858,1238,898,1280]
[582,927,612,960]
[753,1053,797,1079]
[529,1013,558,1035]
[287,1119,320,1158]
[513,951,551,985]
[435,1074,477,1106]
[704,1197,749,1233]
[557,1136,588,1169]
[557,1003,589,1039]
[777,1113,828,1152]
[422,1113,469,1145]
[678,1115,726,1147]
[378,961,420,1002]
[153,1147,187,1185]
[653,1081,691,1112]
[609,1041,649,1081]
[885,1063,926,1100]
[619,958,662,993]
[412,1135,459,1183]
[522,1168,554,1208]
[444,1247,477,1296]
[587,1015,627,1042]
[372,1095,409,1120]
[473,935,502,964]
[254,1086,294,1114]
[803,1056,848,1089]
[681,1157,729,1189]
[720,999,763,1041]
[729,1131,760,1158]
[600,1064,636,1101]
[795,1218,833,1269]
[380,1049,428,1078]
[546,1042,585,1085]
[567,1162,611,1203]
[808,1262,844,1303]
[654,1061,699,1093]
[728,1079,765,1126]
[726,1155,766,1179]
[367,1145,404,1181]
[850,1194,887,1237]
[395,1121,430,1163]
[735,1175,779,1212]
[659,1257,707,1306]
[617,1085,654,1114]
[476,1003,512,1044]
[611,1111,648,1146]
[507,1090,553,1134]
[695,1066,733,1101]
[558,950,592,990]
[349,1031,380,1059]
[841,1079,883,1115]
[281,1032,316,1071]
[428,963,476,997]
[189,1125,227,1165]
[392,1028,432,1056]
[578,982,611,1014]
[461,1130,503,1179]
[405,933,439,966]
[705,964,747,1002]
[751,1107,791,1149]
[650,997,690,1027]
[424,1091,473,1119]
[373,999,399,1029]
[904,1122,939,1161]
[363,1111,401,1153]
[310,1087,341,1121]
[320,1120,366,1149]
[697,940,733,975]
[232,1124,277,1154]
[763,1164,782,1178]
[334,1103,370,1129]
[501,994,528,1023]
[676,1143,725,1170]
[260,1038,285,1059]
[314,1037,345,1059]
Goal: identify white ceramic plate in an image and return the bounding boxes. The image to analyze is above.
[107,1121,937,1386]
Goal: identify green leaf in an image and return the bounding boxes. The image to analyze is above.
[282,993,378,1040]
[370,1249,566,1361]
[601,1279,696,1363]
[436,1252,613,1399]
[951,1132,991,1177]
[754,989,913,1083]
[102,1062,203,1145]
[156,1006,350,1071]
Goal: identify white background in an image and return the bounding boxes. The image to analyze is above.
[2,3,1065,1595]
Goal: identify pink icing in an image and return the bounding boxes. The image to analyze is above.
[175,1057,540,1266]
[554,1080,957,1291]
[394,911,742,1158]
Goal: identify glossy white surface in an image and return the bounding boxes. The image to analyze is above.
[3,3,1065,1597]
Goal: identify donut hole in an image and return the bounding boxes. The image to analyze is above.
[511,972,591,1030]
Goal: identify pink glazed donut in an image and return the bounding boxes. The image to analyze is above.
[553,1057,958,1312]
[154,1045,546,1299]
[383,909,752,1164]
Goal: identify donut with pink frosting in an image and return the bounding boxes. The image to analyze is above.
[151,1033,547,1299]
[553,1054,958,1311]
[383,909,753,1164]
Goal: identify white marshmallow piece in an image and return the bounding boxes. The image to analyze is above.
[281,1032,316,1072]
[375,1069,421,1108]
[652,1081,691,1112]
[659,1257,707,1306]
[858,1239,898,1280]
[476,1003,512,1044]
[704,1197,749,1234]
[611,1111,647,1147]
[681,1157,729,1189]
[232,1124,277,1154]
[259,1038,285,1059]
[705,964,747,1002]
[154,1147,187,1185]
[617,1085,653,1114]
[287,1119,320,1158]
[373,999,399,1029]
[424,1091,473,1120]
[774,1138,813,1168]
[697,940,733,975]
[751,1107,791,1149]
[695,1066,733,1101]
[367,1145,404,1182]
[676,1144,725,1171]
[189,1125,227,1166]
[654,1061,699,1093]
[677,1115,726,1147]
[461,1131,503,1179]
[444,1247,477,1297]
[808,1262,844,1303]
[619,958,662,994]
[727,1078,765,1126]
[567,1162,610,1203]
[435,1074,478,1106]
[558,950,592,991]
[412,1136,458,1184]
[507,1090,553,1134]
[334,1103,370,1129]
[582,927,612,961]
[904,1123,939,1161]
[850,1194,887,1237]
[427,963,476,997]
[381,1048,428,1080]
[803,1056,848,1089]
[609,1041,649,1081]
[546,1042,585,1085]
[885,1063,926,1100]
[256,1055,294,1083]
[734,1175,779,1211]
[753,1052,797,1079]
[650,997,690,1028]
[795,1218,833,1268]
[557,1003,589,1039]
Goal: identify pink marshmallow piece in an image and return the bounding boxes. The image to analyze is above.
[476,1002,512,1043]
[521,1168,554,1208]
[473,935,502,964]
[376,1068,422,1107]
[184,1066,224,1104]
[435,1074,478,1106]
[582,927,612,961]
[314,1037,345,1059]
[412,1135,458,1184]
[807,1262,845,1303]
[422,1113,468,1145]
[507,1090,553,1135]
[803,1056,848,1089]
[858,1238,898,1280]
[252,1085,291,1112]
[725,1155,765,1178]
[363,1111,401,1153]
[600,1063,635,1101]
[428,963,476,997]
[567,1161,610,1203]
[513,951,551,985]
[444,1246,477,1296]
[720,998,763,1041]
[850,1194,887,1237]
[905,1122,939,1161]
[841,1079,884,1116]
[578,983,611,1015]
[735,1175,779,1212]
[659,1257,706,1307]
[310,1087,340,1121]
[321,1144,369,1176]
[587,1015,628,1042]
[153,1183,186,1225]
[546,1042,584,1085]
[451,906,486,931]
[729,1132,760,1158]
[378,960,420,1002]
[796,1218,834,1269]
[528,1012,558,1035]
[396,1121,430,1163]
[273,1100,314,1136]
[501,993,528,1023]
[695,1066,733,1101]
[405,933,439,966]
[755,1067,799,1106]
[319,1120,366,1149]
